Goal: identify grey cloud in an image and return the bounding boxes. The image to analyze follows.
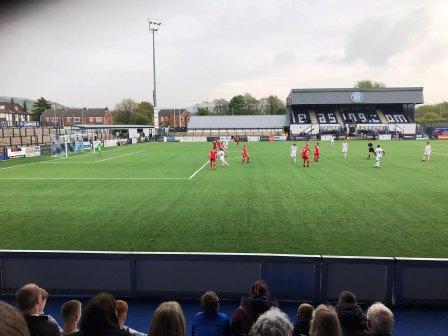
[342,10,428,66]
[274,51,295,64]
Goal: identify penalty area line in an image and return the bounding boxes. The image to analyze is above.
[189,160,210,180]
[93,150,147,163]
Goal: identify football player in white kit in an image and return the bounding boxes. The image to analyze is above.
[290,144,298,164]
[374,145,385,168]
[218,150,229,166]
[423,142,431,162]
[330,137,335,147]
[341,140,349,158]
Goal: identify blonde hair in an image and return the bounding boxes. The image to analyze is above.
[310,305,341,336]
[367,302,394,336]
[149,301,185,336]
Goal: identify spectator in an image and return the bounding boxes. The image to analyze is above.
[15,283,61,336]
[366,303,394,336]
[309,305,341,336]
[76,293,129,336]
[0,300,30,336]
[116,300,146,336]
[148,301,185,336]
[39,288,61,331]
[293,303,314,336]
[61,300,82,336]
[230,280,277,336]
[249,307,293,336]
[335,291,367,336]
[192,291,230,336]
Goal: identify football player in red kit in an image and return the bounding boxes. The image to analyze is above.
[209,148,217,170]
[213,140,218,150]
[301,144,311,167]
[241,144,250,164]
[314,143,320,162]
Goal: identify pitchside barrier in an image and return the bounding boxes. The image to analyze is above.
[0,251,447,305]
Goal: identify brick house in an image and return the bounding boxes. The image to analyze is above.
[0,99,29,127]
[158,109,191,127]
[40,108,113,127]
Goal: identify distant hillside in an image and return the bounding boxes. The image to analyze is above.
[0,96,66,111]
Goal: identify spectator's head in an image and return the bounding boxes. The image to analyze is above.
[310,304,341,336]
[116,300,128,328]
[15,283,42,315]
[79,293,119,332]
[149,301,185,336]
[338,291,357,305]
[61,300,82,332]
[0,301,30,336]
[249,307,293,336]
[250,280,269,296]
[201,291,219,315]
[39,288,49,314]
[297,303,314,323]
[366,303,394,336]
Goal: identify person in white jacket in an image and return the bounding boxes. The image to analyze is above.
[423,142,431,162]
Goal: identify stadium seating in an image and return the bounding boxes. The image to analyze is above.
[289,110,311,124]
[340,111,381,124]
[383,112,412,123]
[315,112,339,124]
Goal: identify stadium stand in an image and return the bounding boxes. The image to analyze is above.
[287,88,423,139]
[186,115,288,136]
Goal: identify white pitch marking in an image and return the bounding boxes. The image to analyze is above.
[93,150,147,163]
[189,160,210,179]
[0,159,59,170]
[0,177,188,180]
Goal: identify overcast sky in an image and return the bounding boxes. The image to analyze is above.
[0,0,447,108]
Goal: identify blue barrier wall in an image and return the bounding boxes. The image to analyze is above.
[0,251,447,305]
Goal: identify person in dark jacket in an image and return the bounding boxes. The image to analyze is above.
[292,303,314,336]
[335,291,368,336]
[230,280,277,336]
[15,283,60,336]
[192,291,230,336]
[73,293,130,336]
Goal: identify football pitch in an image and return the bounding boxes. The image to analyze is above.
[0,140,447,258]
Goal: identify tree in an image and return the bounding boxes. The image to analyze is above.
[112,98,138,124]
[130,112,151,124]
[229,95,245,115]
[260,95,287,115]
[31,97,52,121]
[136,101,154,124]
[243,93,259,115]
[197,107,209,116]
[194,101,211,115]
[415,102,448,123]
[212,98,229,115]
[354,80,386,89]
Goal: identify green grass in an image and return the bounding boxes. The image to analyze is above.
[0,140,447,258]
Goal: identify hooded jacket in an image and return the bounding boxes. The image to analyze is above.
[229,294,277,336]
